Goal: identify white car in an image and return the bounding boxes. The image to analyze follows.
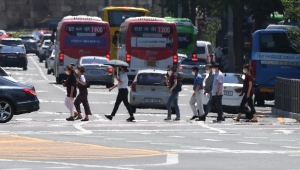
[202,73,253,113]
[129,69,176,113]
[0,66,16,82]
[38,39,51,62]
[196,41,213,62]
[46,49,55,75]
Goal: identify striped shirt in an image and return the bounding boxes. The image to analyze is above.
[193,73,203,91]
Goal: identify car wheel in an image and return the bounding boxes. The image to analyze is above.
[47,69,51,75]
[131,106,136,113]
[23,67,27,71]
[255,96,265,106]
[39,58,43,63]
[0,99,14,123]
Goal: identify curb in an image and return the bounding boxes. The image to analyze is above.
[272,108,300,122]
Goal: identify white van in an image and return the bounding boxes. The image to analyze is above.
[196,41,213,62]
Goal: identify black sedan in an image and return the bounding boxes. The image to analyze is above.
[0,77,39,123]
[0,46,28,70]
[19,34,39,55]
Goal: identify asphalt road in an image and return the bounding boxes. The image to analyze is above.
[0,54,299,170]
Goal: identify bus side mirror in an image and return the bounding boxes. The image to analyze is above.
[51,29,57,43]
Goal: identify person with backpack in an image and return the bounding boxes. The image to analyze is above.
[189,67,205,120]
[74,66,91,121]
[165,65,181,121]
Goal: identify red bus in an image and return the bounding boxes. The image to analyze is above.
[53,15,111,84]
[118,17,178,80]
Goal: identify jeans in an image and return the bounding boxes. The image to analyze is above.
[239,94,256,114]
[211,95,224,121]
[64,96,74,116]
[111,89,134,117]
[166,92,180,118]
[189,89,204,116]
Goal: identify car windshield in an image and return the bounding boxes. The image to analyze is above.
[197,46,205,54]
[1,40,23,46]
[181,59,207,65]
[0,67,8,76]
[137,73,166,85]
[20,37,34,41]
[43,36,51,41]
[0,46,25,54]
[81,58,107,65]
[224,74,244,84]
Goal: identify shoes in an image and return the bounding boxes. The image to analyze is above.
[190,116,199,120]
[232,117,240,122]
[66,116,74,121]
[164,117,171,121]
[126,117,135,122]
[246,119,258,123]
[173,118,180,121]
[197,116,206,122]
[75,116,83,120]
[81,118,89,121]
[105,115,113,120]
[212,120,222,123]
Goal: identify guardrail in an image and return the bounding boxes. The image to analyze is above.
[275,77,300,114]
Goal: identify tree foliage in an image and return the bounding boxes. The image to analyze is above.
[282,0,300,22]
[200,20,221,46]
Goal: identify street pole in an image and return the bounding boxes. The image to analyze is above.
[227,5,235,72]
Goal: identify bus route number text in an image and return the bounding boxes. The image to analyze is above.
[158,26,170,33]
[91,26,105,33]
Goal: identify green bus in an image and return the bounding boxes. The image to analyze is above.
[165,17,197,59]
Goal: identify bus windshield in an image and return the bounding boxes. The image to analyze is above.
[130,24,175,48]
[260,33,298,54]
[108,11,145,27]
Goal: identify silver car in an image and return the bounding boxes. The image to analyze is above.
[129,69,176,113]
[76,56,114,88]
[177,58,207,82]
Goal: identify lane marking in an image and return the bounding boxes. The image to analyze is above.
[15,118,33,121]
[238,142,259,145]
[281,146,300,149]
[274,130,294,134]
[2,169,32,170]
[45,167,72,169]
[73,122,92,134]
[277,117,285,123]
[0,159,141,170]
[168,136,184,138]
[123,154,178,167]
[93,114,108,122]
[203,139,222,142]
[244,137,268,139]
[126,141,152,143]
[197,123,226,134]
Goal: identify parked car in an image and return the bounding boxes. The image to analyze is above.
[19,34,39,55]
[177,58,207,82]
[129,69,176,113]
[196,41,213,62]
[0,46,28,70]
[46,49,55,75]
[0,76,39,123]
[202,73,253,113]
[0,66,16,82]
[0,30,8,39]
[38,39,51,62]
[75,56,114,88]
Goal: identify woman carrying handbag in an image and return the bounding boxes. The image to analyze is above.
[165,65,181,121]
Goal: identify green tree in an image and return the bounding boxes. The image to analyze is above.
[283,0,300,53]
[200,20,221,46]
